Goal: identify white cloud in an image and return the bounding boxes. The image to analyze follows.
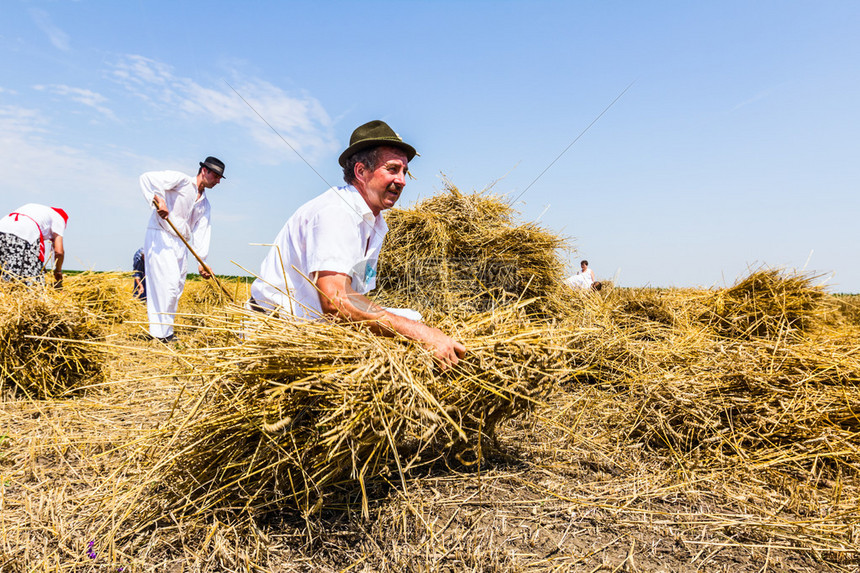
[110,55,339,163]
[32,84,117,120]
[0,104,183,271]
[29,8,70,52]
[0,104,46,135]
[0,104,140,208]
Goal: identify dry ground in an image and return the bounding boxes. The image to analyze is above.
[0,277,858,571]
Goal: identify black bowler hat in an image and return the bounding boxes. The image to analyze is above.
[199,156,226,178]
[338,120,417,168]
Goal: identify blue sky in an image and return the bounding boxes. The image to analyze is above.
[2,1,858,291]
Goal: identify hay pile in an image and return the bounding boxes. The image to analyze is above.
[60,271,143,324]
[123,302,575,526]
[703,267,835,338]
[0,281,106,399]
[518,270,860,559]
[559,270,860,527]
[175,278,249,346]
[627,338,860,463]
[375,182,570,319]
[835,294,860,326]
[183,277,231,310]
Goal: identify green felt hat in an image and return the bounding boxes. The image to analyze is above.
[338,120,417,168]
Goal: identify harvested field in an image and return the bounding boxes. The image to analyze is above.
[1,200,859,570]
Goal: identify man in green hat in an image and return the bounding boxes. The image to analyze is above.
[250,120,465,368]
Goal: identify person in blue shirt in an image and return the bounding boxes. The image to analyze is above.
[132,247,146,301]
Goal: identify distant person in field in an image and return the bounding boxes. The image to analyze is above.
[132,247,146,302]
[249,120,465,369]
[0,203,68,286]
[565,259,602,291]
[139,156,226,342]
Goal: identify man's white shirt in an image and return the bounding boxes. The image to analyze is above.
[251,185,387,319]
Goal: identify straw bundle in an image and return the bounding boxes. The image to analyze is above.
[615,288,682,328]
[589,273,860,488]
[137,303,575,522]
[627,339,860,445]
[176,279,250,346]
[834,294,860,327]
[703,268,833,338]
[0,282,106,399]
[376,182,570,318]
[183,277,230,310]
[60,271,143,324]
[556,286,713,385]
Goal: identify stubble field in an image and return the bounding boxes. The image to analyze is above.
[2,189,859,572]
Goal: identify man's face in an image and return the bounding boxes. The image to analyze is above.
[200,168,223,190]
[356,147,409,215]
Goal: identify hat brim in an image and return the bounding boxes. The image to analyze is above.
[338,139,417,168]
[199,162,226,178]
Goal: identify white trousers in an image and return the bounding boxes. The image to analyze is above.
[144,227,188,338]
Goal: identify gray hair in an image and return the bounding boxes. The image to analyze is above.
[342,147,384,185]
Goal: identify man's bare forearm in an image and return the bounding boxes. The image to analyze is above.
[315,271,465,367]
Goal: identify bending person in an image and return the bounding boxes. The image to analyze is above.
[0,203,67,286]
[139,156,226,342]
[132,247,146,302]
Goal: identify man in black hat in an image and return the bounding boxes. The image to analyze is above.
[250,121,465,368]
[139,156,226,342]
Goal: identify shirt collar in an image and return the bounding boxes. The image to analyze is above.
[341,185,379,225]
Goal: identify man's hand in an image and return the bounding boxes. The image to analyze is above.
[198,263,212,279]
[421,326,466,370]
[153,196,169,219]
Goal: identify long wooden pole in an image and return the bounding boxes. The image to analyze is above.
[152,200,235,303]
